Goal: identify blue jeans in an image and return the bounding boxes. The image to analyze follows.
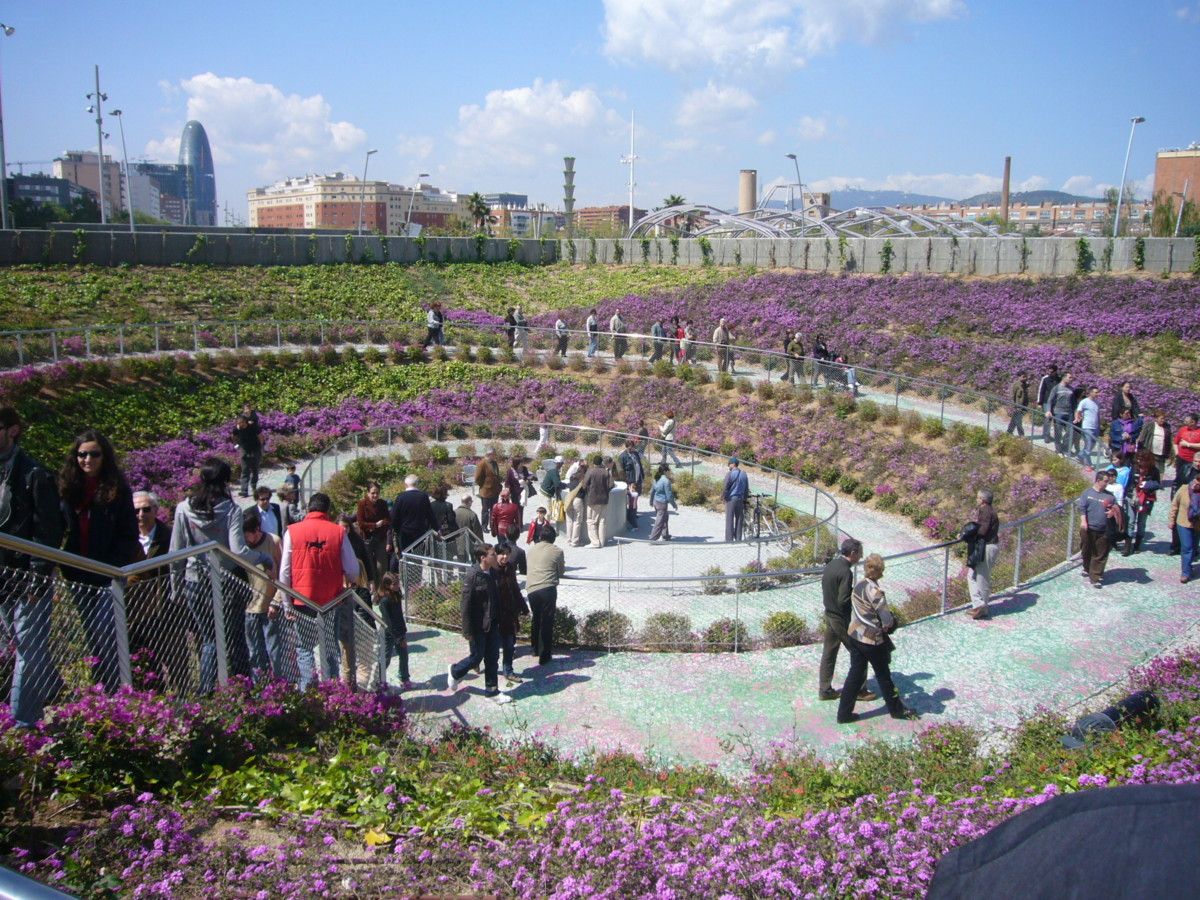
[1180,526,1197,579]
[1078,428,1099,466]
[4,578,62,726]
[451,629,500,692]
[73,583,121,693]
[244,611,286,682]
[378,630,410,683]
[587,334,598,357]
[295,606,347,689]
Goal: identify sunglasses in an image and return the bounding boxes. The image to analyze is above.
[76,450,103,460]
[134,507,155,514]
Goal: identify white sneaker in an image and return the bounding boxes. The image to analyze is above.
[447,664,461,692]
[493,692,513,704]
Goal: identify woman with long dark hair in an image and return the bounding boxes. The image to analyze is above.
[169,456,267,693]
[58,429,139,692]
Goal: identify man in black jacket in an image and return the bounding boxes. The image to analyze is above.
[1036,364,1061,444]
[391,474,437,555]
[232,406,263,497]
[0,406,66,726]
[817,538,877,703]
[447,543,509,702]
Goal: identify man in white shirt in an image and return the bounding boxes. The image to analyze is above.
[1074,386,1101,468]
[659,413,684,466]
[609,309,627,360]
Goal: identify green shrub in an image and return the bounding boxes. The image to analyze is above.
[736,377,754,395]
[652,359,674,378]
[876,492,898,510]
[879,405,900,427]
[700,564,727,595]
[791,382,814,404]
[853,484,875,503]
[762,611,813,648]
[717,372,735,390]
[899,587,943,621]
[856,399,879,422]
[616,359,634,376]
[477,346,496,365]
[831,393,856,419]
[899,410,923,435]
[837,473,859,494]
[756,380,775,401]
[921,416,946,440]
[703,617,749,652]
[580,610,633,648]
[568,353,587,372]
[820,465,841,486]
[554,607,579,645]
[695,367,713,386]
[641,612,695,651]
[591,358,609,375]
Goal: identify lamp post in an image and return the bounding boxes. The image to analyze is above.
[110,109,134,234]
[405,172,429,236]
[785,153,803,214]
[1112,116,1145,239]
[86,65,108,224]
[0,23,14,231]
[357,148,377,235]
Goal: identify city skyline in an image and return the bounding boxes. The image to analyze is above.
[2,1,1197,218]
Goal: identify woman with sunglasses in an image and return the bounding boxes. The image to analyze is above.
[58,429,140,692]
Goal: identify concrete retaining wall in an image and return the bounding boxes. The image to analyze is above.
[0,229,1192,275]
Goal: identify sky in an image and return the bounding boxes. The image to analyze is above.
[3,0,1198,219]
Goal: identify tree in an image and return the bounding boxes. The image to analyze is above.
[1151,190,1200,237]
[466,192,496,234]
[661,194,686,209]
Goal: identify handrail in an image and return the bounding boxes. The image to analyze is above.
[0,529,373,618]
[297,420,842,550]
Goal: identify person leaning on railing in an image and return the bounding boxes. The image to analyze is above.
[0,405,66,727]
[58,429,140,695]
[241,506,283,682]
[128,490,190,691]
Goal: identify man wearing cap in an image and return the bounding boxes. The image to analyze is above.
[722,457,750,541]
[1078,471,1117,588]
[818,538,877,703]
[540,456,563,503]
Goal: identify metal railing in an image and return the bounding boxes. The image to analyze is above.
[296,419,841,556]
[0,311,1101,458]
[0,529,397,726]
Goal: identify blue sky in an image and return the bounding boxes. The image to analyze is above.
[3,0,1198,217]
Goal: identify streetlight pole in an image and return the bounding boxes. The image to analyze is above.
[1112,115,1145,239]
[86,65,108,224]
[405,172,429,236]
[785,153,803,214]
[110,109,134,235]
[357,148,377,235]
[0,23,14,231]
[1175,179,1190,237]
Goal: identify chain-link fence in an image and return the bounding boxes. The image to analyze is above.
[0,534,398,725]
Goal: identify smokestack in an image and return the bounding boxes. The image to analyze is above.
[1000,156,1011,226]
[738,169,757,214]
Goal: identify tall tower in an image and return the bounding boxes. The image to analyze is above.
[179,120,216,226]
[563,156,576,239]
[738,169,757,214]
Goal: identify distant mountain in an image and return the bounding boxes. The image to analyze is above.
[761,188,954,211]
[958,189,1101,205]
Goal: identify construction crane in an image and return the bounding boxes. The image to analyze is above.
[6,160,55,175]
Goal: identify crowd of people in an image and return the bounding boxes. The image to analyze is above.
[3,331,1198,728]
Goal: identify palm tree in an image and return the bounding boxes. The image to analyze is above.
[466,192,496,233]
[661,194,686,209]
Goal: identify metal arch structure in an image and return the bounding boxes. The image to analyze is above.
[631,203,1005,239]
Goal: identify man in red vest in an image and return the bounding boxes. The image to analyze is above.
[280,492,361,688]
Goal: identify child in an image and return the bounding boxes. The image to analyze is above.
[526,506,551,544]
[282,462,302,504]
[375,573,412,691]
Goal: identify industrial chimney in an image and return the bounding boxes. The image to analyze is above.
[563,157,576,239]
[1000,156,1011,227]
[738,169,757,214]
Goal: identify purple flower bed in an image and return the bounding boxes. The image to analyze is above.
[6,644,1200,897]
[123,379,596,506]
[531,273,1200,419]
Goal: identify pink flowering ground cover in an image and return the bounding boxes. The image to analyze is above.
[532,272,1200,420]
[4,646,1200,898]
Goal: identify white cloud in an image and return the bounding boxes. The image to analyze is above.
[1061,175,1114,198]
[796,115,828,141]
[603,0,963,71]
[757,129,777,145]
[144,135,181,161]
[1177,4,1200,24]
[152,73,366,178]
[396,134,434,161]
[1017,175,1048,191]
[675,82,757,129]
[455,79,609,167]
[810,172,1003,200]
[663,136,701,152]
